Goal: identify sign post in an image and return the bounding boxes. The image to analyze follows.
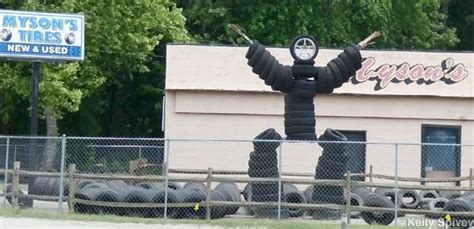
[0,10,85,169]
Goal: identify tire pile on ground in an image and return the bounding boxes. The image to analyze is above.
[311,128,349,219]
[247,128,289,218]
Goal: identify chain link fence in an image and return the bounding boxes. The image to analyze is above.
[0,135,473,226]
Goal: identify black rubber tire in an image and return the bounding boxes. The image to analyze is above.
[291,65,317,79]
[5,184,32,208]
[249,151,277,162]
[426,197,449,218]
[76,180,94,191]
[285,126,315,134]
[51,178,69,197]
[318,153,348,164]
[248,167,279,178]
[315,67,329,93]
[440,191,462,200]
[215,182,240,215]
[461,194,474,203]
[252,183,279,196]
[343,45,362,69]
[443,198,474,220]
[74,187,112,214]
[253,128,282,151]
[420,190,439,204]
[181,191,207,219]
[327,61,344,88]
[45,177,57,196]
[286,133,317,140]
[259,56,276,80]
[183,182,207,193]
[312,193,345,204]
[290,35,319,64]
[463,191,474,197]
[323,66,336,93]
[94,188,120,215]
[284,94,313,103]
[284,111,315,119]
[121,187,154,217]
[347,193,364,218]
[284,103,315,111]
[248,159,277,170]
[315,167,345,180]
[135,182,157,190]
[361,194,395,225]
[247,45,265,67]
[245,41,260,59]
[399,189,420,209]
[252,51,271,74]
[374,188,399,207]
[252,192,279,202]
[284,118,315,126]
[321,128,348,141]
[338,52,357,76]
[157,182,182,190]
[264,60,280,86]
[333,57,350,81]
[353,187,373,200]
[282,188,307,217]
[271,65,293,93]
[82,182,109,190]
[290,80,316,98]
[151,188,188,218]
[30,177,50,195]
[105,180,127,189]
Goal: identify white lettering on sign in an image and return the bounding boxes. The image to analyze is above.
[353,57,468,90]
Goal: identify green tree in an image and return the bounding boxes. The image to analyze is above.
[0,0,188,169]
[177,0,459,49]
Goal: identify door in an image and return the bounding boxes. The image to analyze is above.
[421,125,461,186]
[338,130,366,181]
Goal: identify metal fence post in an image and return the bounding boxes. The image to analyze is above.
[344,171,352,225]
[3,137,10,207]
[58,134,67,213]
[163,139,170,219]
[394,143,399,225]
[470,168,473,188]
[277,140,282,220]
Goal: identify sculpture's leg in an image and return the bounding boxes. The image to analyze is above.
[247,128,289,218]
[312,128,349,219]
[284,93,317,140]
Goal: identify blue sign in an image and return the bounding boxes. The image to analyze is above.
[0,10,84,61]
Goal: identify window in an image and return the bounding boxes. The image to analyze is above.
[421,125,461,186]
[337,130,366,181]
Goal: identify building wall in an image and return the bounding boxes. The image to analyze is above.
[164,44,473,184]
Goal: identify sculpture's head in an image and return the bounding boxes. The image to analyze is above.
[290,35,319,65]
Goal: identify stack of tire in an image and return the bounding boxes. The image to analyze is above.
[312,128,349,219]
[28,177,70,197]
[245,41,293,94]
[441,191,474,222]
[284,93,316,140]
[247,128,289,218]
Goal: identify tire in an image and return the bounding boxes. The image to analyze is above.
[51,178,69,197]
[122,187,154,217]
[272,65,293,93]
[463,191,474,197]
[82,182,109,190]
[259,56,276,80]
[333,57,350,81]
[252,183,280,196]
[337,52,357,76]
[327,61,343,88]
[291,65,317,79]
[183,182,207,193]
[374,188,399,207]
[181,191,207,219]
[252,192,279,202]
[323,66,336,92]
[252,51,271,74]
[76,180,94,191]
[317,157,347,171]
[284,111,315,119]
[247,45,265,66]
[285,126,315,134]
[347,193,364,218]
[343,45,362,69]
[245,41,260,59]
[440,191,462,200]
[443,198,474,220]
[283,190,307,217]
[315,67,329,93]
[425,197,449,218]
[157,182,182,190]
[312,193,345,204]
[94,189,120,215]
[253,128,282,151]
[318,153,348,164]
[315,167,345,180]
[249,151,277,162]
[290,80,316,98]
[353,187,373,200]
[290,35,319,64]
[284,118,315,126]
[303,185,314,202]
[248,159,277,170]
[420,190,439,204]
[399,189,420,209]
[284,94,313,103]
[286,133,317,140]
[254,207,290,219]
[135,182,157,189]
[461,194,474,203]
[248,167,279,178]
[361,194,395,225]
[321,128,348,142]
[30,177,50,195]
[151,188,187,218]
[264,60,280,86]
[285,103,314,112]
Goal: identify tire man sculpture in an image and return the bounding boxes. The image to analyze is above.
[241,30,380,218]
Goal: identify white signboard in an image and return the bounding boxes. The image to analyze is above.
[0,10,84,61]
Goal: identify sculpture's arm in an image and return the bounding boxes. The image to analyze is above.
[246,41,293,93]
[315,44,362,94]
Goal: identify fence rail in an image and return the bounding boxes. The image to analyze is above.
[1,136,473,226]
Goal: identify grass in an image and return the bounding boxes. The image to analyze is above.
[0,208,407,229]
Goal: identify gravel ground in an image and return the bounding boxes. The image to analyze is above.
[0,217,225,229]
